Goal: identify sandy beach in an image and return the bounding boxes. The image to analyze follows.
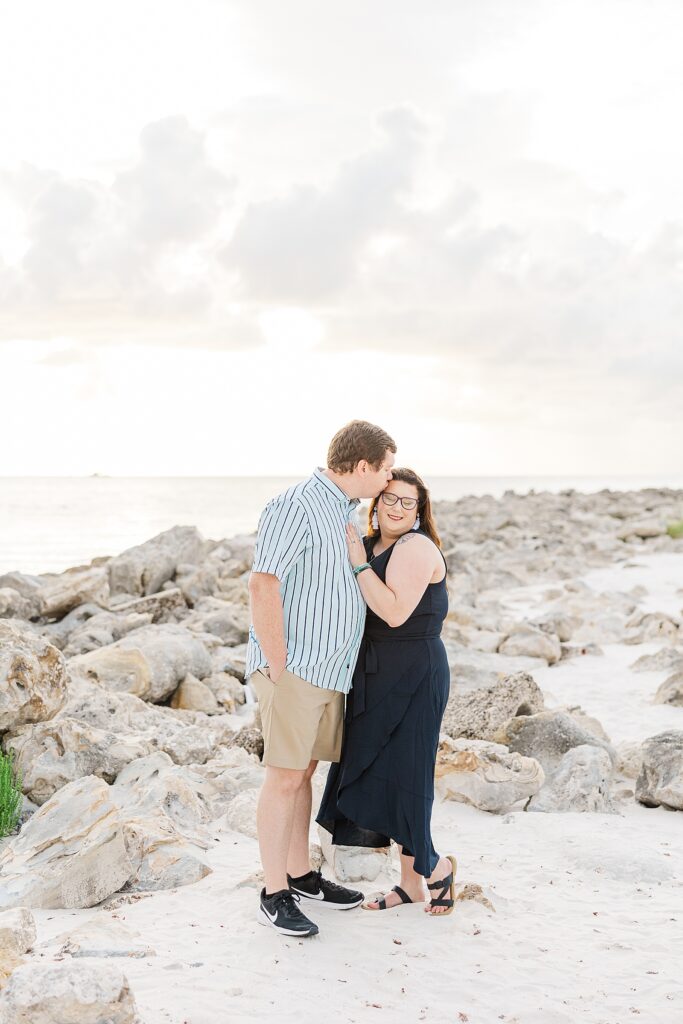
[1,488,683,1024]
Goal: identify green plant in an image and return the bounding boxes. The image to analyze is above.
[0,747,22,839]
[667,520,683,539]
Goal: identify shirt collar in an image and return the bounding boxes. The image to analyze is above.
[313,467,360,509]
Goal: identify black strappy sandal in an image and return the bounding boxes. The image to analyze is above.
[425,855,457,916]
[362,884,414,911]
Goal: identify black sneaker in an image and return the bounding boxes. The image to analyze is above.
[287,869,364,910]
[258,888,319,937]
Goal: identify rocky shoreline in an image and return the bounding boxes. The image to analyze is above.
[1,485,683,1022]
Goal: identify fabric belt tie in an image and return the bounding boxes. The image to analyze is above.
[352,632,441,717]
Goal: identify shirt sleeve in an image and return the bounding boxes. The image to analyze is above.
[251,497,312,581]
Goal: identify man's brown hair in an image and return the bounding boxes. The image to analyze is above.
[327,420,397,474]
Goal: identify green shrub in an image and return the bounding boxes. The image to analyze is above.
[667,520,683,539]
[0,747,22,838]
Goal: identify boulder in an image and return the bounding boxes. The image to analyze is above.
[435,737,544,812]
[0,961,139,1024]
[68,623,213,702]
[36,566,110,621]
[317,825,391,883]
[0,622,67,733]
[498,626,562,664]
[107,525,207,596]
[616,518,667,540]
[0,588,36,620]
[0,908,36,958]
[654,671,683,706]
[49,918,155,960]
[441,672,545,742]
[224,789,259,839]
[169,673,221,714]
[636,731,683,810]
[527,745,615,813]
[624,612,681,645]
[615,741,643,779]
[630,648,683,673]
[0,776,133,910]
[5,716,151,805]
[499,710,616,775]
[203,672,246,712]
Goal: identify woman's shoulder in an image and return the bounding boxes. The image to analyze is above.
[394,531,447,570]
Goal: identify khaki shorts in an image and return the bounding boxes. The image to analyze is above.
[248,667,344,770]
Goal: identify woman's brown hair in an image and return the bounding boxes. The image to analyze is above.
[367,467,442,548]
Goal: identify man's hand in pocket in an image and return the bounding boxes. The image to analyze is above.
[266,661,286,683]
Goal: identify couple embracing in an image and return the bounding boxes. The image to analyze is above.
[246,420,456,938]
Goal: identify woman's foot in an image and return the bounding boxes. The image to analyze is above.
[363,882,425,910]
[424,855,456,915]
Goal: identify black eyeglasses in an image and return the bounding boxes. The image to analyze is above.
[381,492,419,511]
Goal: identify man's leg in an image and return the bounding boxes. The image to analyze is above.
[286,759,318,878]
[257,764,307,894]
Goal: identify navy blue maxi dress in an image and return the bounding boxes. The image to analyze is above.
[316,529,450,878]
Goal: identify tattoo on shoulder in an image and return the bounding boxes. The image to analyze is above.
[396,533,418,546]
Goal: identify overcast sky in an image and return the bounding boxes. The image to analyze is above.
[1,0,682,476]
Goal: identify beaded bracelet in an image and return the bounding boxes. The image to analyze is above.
[353,562,372,576]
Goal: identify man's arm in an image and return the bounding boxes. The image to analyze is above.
[248,496,312,682]
[248,572,288,682]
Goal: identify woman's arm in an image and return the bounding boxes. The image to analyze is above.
[345,525,437,628]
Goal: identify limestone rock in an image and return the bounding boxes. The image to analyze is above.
[59,610,154,659]
[0,908,36,958]
[5,715,150,805]
[454,882,496,912]
[107,524,207,596]
[37,566,110,621]
[615,741,643,779]
[624,611,681,645]
[0,622,68,733]
[436,736,544,812]
[630,648,683,673]
[231,725,264,760]
[0,776,133,910]
[498,626,562,664]
[69,623,213,702]
[108,753,217,891]
[616,518,667,540]
[204,672,246,712]
[441,672,545,742]
[527,745,615,813]
[50,919,155,959]
[317,826,390,883]
[0,961,139,1024]
[636,731,683,810]
[499,710,616,775]
[566,706,611,742]
[0,588,36,620]
[224,789,259,839]
[654,671,683,706]
[169,673,221,714]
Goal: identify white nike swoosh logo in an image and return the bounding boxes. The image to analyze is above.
[292,887,325,900]
[263,905,279,922]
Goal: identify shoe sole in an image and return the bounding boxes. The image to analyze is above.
[257,905,319,937]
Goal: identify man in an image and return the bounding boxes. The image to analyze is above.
[246,420,397,937]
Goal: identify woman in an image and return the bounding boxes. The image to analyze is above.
[317,468,456,915]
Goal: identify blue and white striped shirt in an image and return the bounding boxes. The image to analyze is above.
[245,467,366,694]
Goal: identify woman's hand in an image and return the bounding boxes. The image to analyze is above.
[346,522,367,568]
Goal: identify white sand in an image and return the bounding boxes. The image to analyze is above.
[24,552,683,1024]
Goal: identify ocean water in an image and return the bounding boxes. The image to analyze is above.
[1,474,682,576]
